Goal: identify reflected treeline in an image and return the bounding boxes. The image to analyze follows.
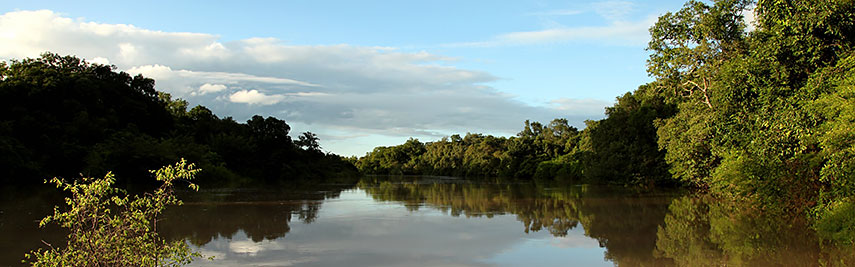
[152,177,855,266]
[656,196,855,266]
[158,200,318,246]
[157,182,357,246]
[358,177,678,266]
[358,177,855,266]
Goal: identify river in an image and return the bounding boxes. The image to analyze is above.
[1,176,851,266]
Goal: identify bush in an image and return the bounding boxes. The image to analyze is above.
[24,159,202,266]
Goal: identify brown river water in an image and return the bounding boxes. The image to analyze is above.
[2,176,852,266]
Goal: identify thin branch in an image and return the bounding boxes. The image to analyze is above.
[40,240,54,249]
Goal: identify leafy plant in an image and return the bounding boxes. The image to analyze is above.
[24,159,202,266]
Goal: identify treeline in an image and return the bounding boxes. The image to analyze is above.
[358,0,855,242]
[357,119,586,180]
[356,86,676,186]
[0,53,356,186]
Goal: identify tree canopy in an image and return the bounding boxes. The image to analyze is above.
[0,53,357,187]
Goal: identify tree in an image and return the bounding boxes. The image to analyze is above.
[647,0,751,109]
[247,115,292,145]
[296,131,321,152]
[584,85,676,186]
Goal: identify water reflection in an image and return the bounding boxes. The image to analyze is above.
[655,195,855,266]
[158,184,351,246]
[152,177,679,266]
[4,177,854,266]
[357,177,678,266]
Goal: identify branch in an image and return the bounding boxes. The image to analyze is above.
[681,78,714,109]
[40,240,54,249]
[701,77,713,109]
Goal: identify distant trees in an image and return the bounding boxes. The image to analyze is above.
[356,102,674,186]
[357,118,617,183]
[0,53,357,186]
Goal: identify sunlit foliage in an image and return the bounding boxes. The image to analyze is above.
[24,160,202,266]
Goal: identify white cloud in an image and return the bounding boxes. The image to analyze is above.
[125,64,317,94]
[118,42,137,61]
[453,17,655,47]
[449,0,652,48]
[89,56,110,65]
[229,90,286,105]
[180,42,231,60]
[288,92,329,97]
[499,17,654,46]
[0,9,611,155]
[126,64,176,79]
[199,83,227,94]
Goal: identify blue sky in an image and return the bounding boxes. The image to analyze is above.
[0,0,691,156]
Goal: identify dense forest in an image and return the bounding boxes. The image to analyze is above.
[357,0,855,243]
[0,53,357,187]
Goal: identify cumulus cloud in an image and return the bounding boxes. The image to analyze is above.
[229,89,286,105]
[89,56,110,65]
[199,83,227,94]
[0,9,609,155]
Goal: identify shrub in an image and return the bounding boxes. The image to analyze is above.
[24,159,202,266]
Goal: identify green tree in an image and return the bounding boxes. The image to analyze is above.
[809,54,855,244]
[647,0,752,186]
[583,85,676,186]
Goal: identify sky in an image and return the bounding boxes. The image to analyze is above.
[0,0,692,156]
